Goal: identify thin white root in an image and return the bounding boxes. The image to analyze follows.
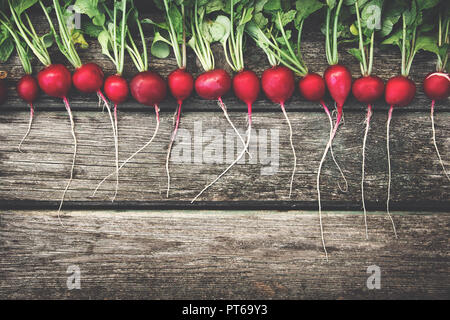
[58,98,78,227]
[280,104,296,198]
[430,100,450,181]
[18,103,34,153]
[361,105,372,240]
[93,106,160,197]
[166,102,182,198]
[192,120,252,203]
[218,97,251,158]
[327,104,348,192]
[386,105,398,239]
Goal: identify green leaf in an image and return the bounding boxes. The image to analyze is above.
[214,15,231,43]
[11,0,38,15]
[72,30,89,49]
[347,47,363,64]
[295,0,323,22]
[151,33,171,58]
[414,35,439,55]
[97,30,111,56]
[0,37,14,62]
[205,0,224,13]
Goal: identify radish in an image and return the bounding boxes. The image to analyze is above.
[347,0,385,239]
[192,0,260,202]
[187,0,249,175]
[381,2,441,237]
[246,0,324,198]
[1,14,39,151]
[313,0,352,260]
[422,12,450,180]
[93,1,166,197]
[75,0,132,200]
[150,0,194,197]
[9,0,81,220]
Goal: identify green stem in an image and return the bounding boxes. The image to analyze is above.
[332,0,343,65]
[119,0,127,74]
[0,19,32,74]
[401,14,406,76]
[181,4,186,69]
[355,1,368,75]
[9,1,51,66]
[325,7,332,65]
[367,31,374,76]
[164,0,182,68]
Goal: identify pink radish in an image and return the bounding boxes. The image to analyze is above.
[424,72,450,180]
[166,68,194,197]
[93,2,166,197]
[17,75,40,151]
[155,0,194,197]
[348,0,385,239]
[261,66,297,197]
[314,0,350,260]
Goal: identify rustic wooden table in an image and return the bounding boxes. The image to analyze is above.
[0,13,449,299]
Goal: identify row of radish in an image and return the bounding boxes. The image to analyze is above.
[0,0,448,259]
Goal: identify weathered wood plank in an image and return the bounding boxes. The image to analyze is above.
[0,14,447,112]
[0,110,448,207]
[0,210,448,299]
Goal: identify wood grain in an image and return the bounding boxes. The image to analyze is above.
[0,210,448,299]
[0,110,448,208]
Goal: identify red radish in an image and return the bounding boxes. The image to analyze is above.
[166,68,194,197]
[352,75,384,104]
[195,69,231,100]
[17,75,40,151]
[353,76,385,237]
[0,77,6,105]
[384,75,416,242]
[298,72,326,102]
[104,75,129,105]
[72,63,104,94]
[261,65,297,197]
[316,0,350,260]
[37,64,72,98]
[423,72,450,101]
[385,75,416,107]
[168,68,194,103]
[130,71,167,106]
[424,72,450,180]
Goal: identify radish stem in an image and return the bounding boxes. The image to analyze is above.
[386,105,398,238]
[166,101,182,197]
[93,106,160,197]
[361,104,373,240]
[280,102,296,198]
[18,103,34,152]
[430,100,449,180]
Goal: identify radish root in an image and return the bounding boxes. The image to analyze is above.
[58,97,77,226]
[322,101,348,192]
[18,103,34,152]
[93,105,160,197]
[386,105,398,238]
[97,91,119,202]
[166,101,182,198]
[430,100,449,181]
[361,104,373,240]
[192,106,252,203]
[218,97,250,157]
[280,103,296,198]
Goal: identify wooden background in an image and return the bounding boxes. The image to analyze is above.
[0,9,449,300]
